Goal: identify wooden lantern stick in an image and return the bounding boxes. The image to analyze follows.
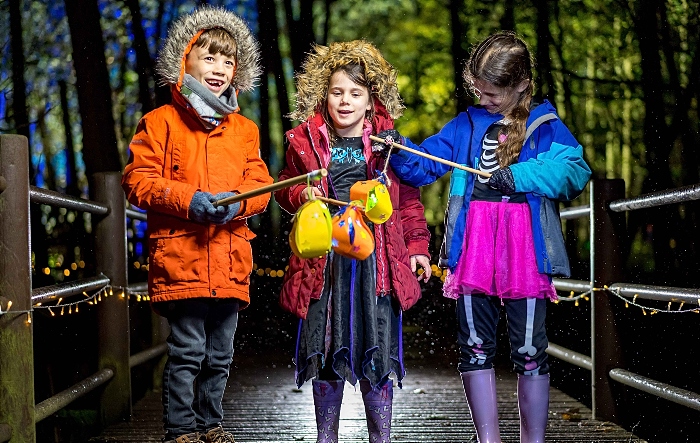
[214,168,328,206]
[369,135,491,178]
[315,195,365,211]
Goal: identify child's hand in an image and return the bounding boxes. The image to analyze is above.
[301,186,322,202]
[410,255,432,282]
[188,191,240,224]
[211,192,241,224]
[188,191,219,223]
[372,129,404,153]
[487,166,516,195]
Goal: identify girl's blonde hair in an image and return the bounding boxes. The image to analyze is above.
[464,31,534,167]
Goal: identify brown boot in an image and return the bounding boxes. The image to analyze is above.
[163,432,206,443]
[203,426,236,443]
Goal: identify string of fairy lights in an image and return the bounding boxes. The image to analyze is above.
[553,285,700,314]
[1,264,697,320]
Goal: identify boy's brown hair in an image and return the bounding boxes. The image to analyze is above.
[194,28,237,59]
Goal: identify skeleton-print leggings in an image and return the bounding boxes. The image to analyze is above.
[456,294,550,375]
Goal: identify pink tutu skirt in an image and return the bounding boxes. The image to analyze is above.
[443,200,557,301]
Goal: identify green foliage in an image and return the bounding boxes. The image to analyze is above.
[0,0,698,276]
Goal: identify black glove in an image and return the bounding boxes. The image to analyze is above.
[210,192,241,224]
[487,167,516,195]
[372,129,404,153]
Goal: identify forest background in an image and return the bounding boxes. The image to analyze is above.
[0,0,699,442]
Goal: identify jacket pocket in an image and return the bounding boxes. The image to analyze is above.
[149,227,200,283]
[540,197,571,277]
[230,224,256,283]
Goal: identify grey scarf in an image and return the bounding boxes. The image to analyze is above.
[180,73,239,129]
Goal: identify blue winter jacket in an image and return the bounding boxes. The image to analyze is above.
[389,100,591,276]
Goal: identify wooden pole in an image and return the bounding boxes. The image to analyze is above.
[93,172,132,425]
[0,135,35,443]
[213,168,328,206]
[369,135,491,178]
[315,195,365,210]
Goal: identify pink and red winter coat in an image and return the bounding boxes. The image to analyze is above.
[274,105,431,319]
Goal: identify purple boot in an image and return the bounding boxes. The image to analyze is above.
[360,379,393,443]
[461,369,502,443]
[517,373,550,443]
[313,379,344,443]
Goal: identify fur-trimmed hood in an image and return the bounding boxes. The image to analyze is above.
[289,40,405,121]
[155,5,261,93]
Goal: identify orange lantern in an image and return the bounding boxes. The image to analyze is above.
[289,199,333,259]
[331,201,375,260]
[349,179,393,224]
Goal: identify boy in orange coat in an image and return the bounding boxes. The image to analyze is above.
[121,6,272,443]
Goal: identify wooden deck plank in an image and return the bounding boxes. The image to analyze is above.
[92,357,646,443]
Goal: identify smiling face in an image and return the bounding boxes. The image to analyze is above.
[326,70,372,138]
[184,45,236,97]
[470,78,526,116]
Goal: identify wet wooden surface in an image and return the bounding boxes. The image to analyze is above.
[92,356,646,443]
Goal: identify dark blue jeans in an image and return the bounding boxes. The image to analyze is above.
[456,294,549,375]
[160,298,239,438]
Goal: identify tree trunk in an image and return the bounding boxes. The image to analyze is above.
[64,0,122,176]
[9,0,29,141]
[59,80,81,198]
[259,0,292,134]
[500,0,515,31]
[125,0,156,114]
[321,0,335,44]
[283,0,316,73]
[633,0,675,281]
[448,0,469,113]
[533,0,556,104]
[154,0,173,107]
[10,0,52,283]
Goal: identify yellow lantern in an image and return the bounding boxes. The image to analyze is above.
[331,201,375,260]
[289,199,333,259]
[349,179,393,224]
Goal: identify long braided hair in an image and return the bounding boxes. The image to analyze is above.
[463,31,534,167]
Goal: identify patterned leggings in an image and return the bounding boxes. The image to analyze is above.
[456,294,549,375]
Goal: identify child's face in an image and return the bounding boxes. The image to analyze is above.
[471,78,524,116]
[185,45,236,97]
[326,71,372,138]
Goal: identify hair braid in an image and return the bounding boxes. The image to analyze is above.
[498,85,532,166]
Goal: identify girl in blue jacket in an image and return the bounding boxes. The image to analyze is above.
[380,31,591,443]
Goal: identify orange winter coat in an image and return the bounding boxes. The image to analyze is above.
[122,92,273,308]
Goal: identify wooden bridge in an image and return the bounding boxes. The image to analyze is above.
[3,134,700,443]
[92,355,644,443]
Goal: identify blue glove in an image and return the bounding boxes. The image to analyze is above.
[487,167,516,195]
[210,192,241,224]
[188,191,219,223]
[372,129,404,153]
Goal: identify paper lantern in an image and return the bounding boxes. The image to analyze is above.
[289,199,332,259]
[331,201,375,260]
[349,179,393,224]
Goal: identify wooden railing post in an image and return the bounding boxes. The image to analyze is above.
[93,172,131,424]
[590,178,626,422]
[0,135,35,443]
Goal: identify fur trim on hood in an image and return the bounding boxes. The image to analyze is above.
[289,40,405,121]
[155,5,261,92]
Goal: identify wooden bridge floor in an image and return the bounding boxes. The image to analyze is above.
[92,355,646,443]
